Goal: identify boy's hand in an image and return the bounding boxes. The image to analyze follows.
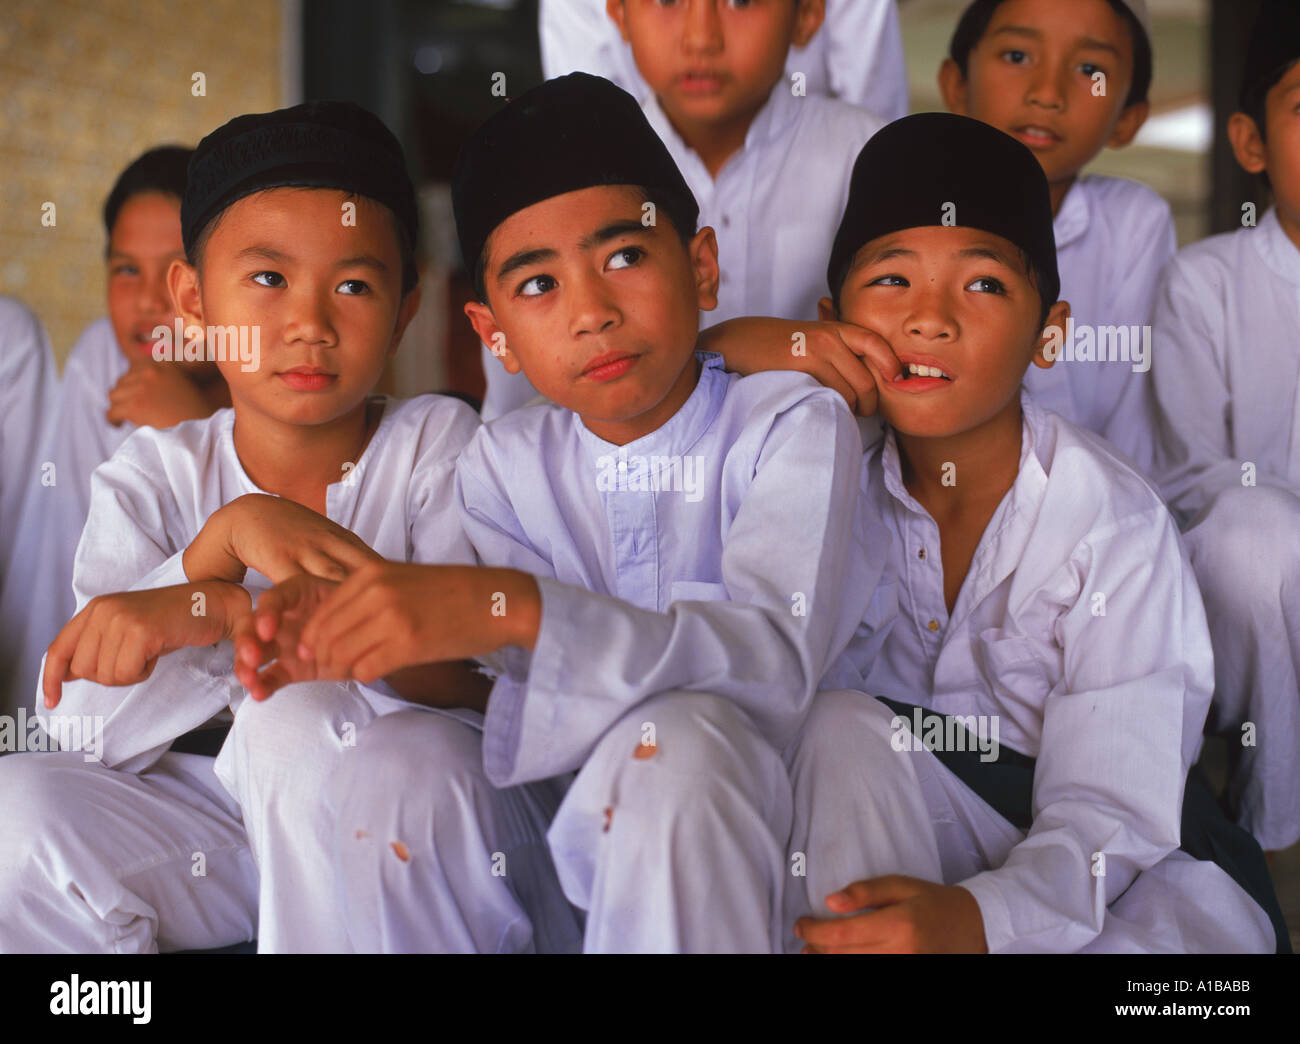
[297,562,540,684]
[794,875,988,954]
[42,581,251,709]
[184,493,382,586]
[233,573,338,702]
[699,317,902,417]
[106,359,215,429]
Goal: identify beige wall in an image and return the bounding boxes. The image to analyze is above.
[0,0,285,366]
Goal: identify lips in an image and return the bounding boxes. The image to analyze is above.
[277,366,337,391]
[580,352,640,383]
[1012,124,1063,148]
[676,70,727,95]
[887,357,955,393]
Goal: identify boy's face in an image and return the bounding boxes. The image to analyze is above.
[168,187,418,429]
[107,192,204,373]
[464,184,719,444]
[940,0,1148,190]
[608,0,822,128]
[1229,61,1300,243]
[823,224,1068,440]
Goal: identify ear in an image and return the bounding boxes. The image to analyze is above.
[389,285,422,356]
[1032,300,1071,370]
[464,299,523,376]
[938,57,969,115]
[606,0,629,43]
[792,0,826,49]
[1107,99,1149,149]
[817,296,837,323]
[168,258,204,329]
[689,225,721,313]
[1227,112,1269,175]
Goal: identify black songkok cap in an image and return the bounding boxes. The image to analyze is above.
[182,100,418,259]
[451,72,699,284]
[1239,0,1300,112]
[828,113,1060,309]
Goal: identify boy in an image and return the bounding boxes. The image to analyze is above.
[935,0,1167,464]
[1145,0,1300,856]
[0,297,56,718]
[774,113,1280,953]
[482,0,886,419]
[540,0,908,119]
[0,146,231,722]
[0,102,568,954]
[242,73,882,952]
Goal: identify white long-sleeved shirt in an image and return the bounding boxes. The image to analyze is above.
[480,84,886,419]
[841,391,1213,953]
[2,319,133,716]
[1023,174,1175,468]
[37,394,480,774]
[1147,205,1300,523]
[538,0,908,121]
[457,351,884,787]
[0,297,58,717]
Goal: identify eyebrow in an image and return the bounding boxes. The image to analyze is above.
[494,218,651,285]
[958,246,1017,267]
[232,245,388,271]
[989,24,1121,57]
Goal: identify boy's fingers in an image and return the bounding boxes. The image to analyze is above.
[838,325,901,382]
[41,615,87,708]
[826,874,921,913]
[795,910,885,949]
[808,364,859,413]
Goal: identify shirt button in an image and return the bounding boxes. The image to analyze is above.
[927,619,940,631]
[918,548,926,560]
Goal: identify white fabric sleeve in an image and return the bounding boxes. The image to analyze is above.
[959,510,1211,953]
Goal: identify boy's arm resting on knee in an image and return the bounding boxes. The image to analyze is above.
[461,394,885,786]
[955,512,1208,954]
[381,660,492,714]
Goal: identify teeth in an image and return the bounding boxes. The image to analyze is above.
[905,363,949,380]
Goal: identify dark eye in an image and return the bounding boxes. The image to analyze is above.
[110,264,139,278]
[966,276,1006,294]
[518,274,556,298]
[252,271,285,288]
[1001,49,1029,65]
[1080,62,1105,78]
[868,274,909,287]
[606,246,644,271]
[337,279,369,295]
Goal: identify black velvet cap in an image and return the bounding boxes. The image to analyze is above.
[451,72,699,285]
[1239,0,1300,111]
[827,113,1060,309]
[181,100,418,259]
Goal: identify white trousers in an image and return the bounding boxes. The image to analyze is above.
[786,690,1276,954]
[1184,484,1300,851]
[547,691,793,952]
[0,749,257,953]
[326,707,582,953]
[216,680,573,953]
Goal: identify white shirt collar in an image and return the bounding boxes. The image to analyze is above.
[1255,206,1300,287]
[1053,176,1092,251]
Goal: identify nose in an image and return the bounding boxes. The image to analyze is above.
[905,282,957,342]
[682,0,724,55]
[568,269,621,340]
[138,268,172,318]
[1025,59,1066,111]
[282,285,336,347]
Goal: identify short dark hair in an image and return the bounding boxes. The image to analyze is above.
[103,145,193,251]
[830,242,1054,332]
[1239,57,1300,148]
[949,0,1152,109]
[472,185,697,304]
[189,188,419,297]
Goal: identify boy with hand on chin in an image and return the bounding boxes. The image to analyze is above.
[242,73,882,952]
[775,114,1281,953]
[0,102,574,954]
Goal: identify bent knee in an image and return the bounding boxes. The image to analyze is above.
[1188,485,1300,607]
